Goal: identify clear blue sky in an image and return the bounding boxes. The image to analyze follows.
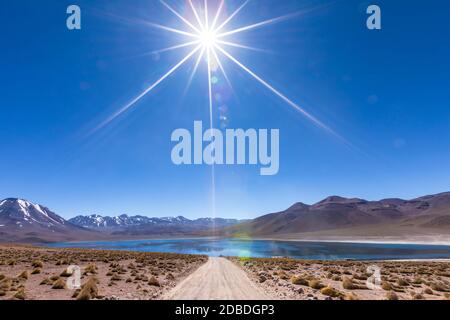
[1,0,450,219]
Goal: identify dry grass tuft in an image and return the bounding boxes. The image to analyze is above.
[344,292,359,300]
[16,270,28,280]
[52,278,67,289]
[76,277,99,300]
[385,291,398,300]
[291,275,308,286]
[13,287,26,300]
[342,278,357,290]
[31,268,41,275]
[83,263,97,275]
[308,279,325,290]
[148,276,160,287]
[39,278,52,285]
[413,293,425,300]
[60,268,73,278]
[31,260,44,268]
[320,286,342,298]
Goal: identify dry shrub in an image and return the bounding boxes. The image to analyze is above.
[17,271,28,280]
[343,278,357,290]
[72,289,81,298]
[332,275,342,281]
[148,276,160,287]
[52,278,67,289]
[308,279,325,290]
[76,277,99,300]
[381,281,392,291]
[277,271,289,280]
[60,268,73,277]
[386,291,398,300]
[320,286,342,298]
[31,268,41,275]
[353,273,368,281]
[83,263,97,275]
[40,278,52,285]
[291,276,308,286]
[423,288,433,295]
[111,274,122,281]
[413,293,424,300]
[344,292,359,300]
[166,273,175,281]
[396,279,409,287]
[31,260,44,268]
[14,288,26,300]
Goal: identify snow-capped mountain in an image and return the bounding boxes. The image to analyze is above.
[68,214,243,230]
[0,198,98,242]
[0,198,245,242]
[0,198,66,228]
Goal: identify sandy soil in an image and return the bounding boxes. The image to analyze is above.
[2,245,450,300]
[228,257,450,300]
[0,246,207,300]
[163,257,270,300]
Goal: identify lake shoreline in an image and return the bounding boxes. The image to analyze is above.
[41,235,450,247]
[43,237,450,262]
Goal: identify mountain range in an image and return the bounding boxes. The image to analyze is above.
[68,214,246,237]
[0,198,245,242]
[1,192,450,243]
[220,192,450,241]
[0,198,98,243]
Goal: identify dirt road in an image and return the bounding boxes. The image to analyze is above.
[164,257,271,300]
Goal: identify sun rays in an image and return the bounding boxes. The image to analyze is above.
[93,0,344,144]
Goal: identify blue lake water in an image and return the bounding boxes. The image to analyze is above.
[47,238,450,261]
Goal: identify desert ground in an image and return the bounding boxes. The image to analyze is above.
[227,257,450,300]
[0,245,207,300]
[1,245,450,300]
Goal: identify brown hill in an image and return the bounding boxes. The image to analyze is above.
[221,192,450,239]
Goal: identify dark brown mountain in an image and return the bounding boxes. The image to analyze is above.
[221,192,450,239]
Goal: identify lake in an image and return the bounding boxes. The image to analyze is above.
[47,238,450,261]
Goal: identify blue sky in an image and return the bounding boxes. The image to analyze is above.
[1,0,450,219]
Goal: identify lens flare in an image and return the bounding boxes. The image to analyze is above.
[92,0,353,220]
[94,0,345,143]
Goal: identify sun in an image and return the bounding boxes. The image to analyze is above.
[94,0,347,146]
[90,0,351,221]
[199,29,218,48]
